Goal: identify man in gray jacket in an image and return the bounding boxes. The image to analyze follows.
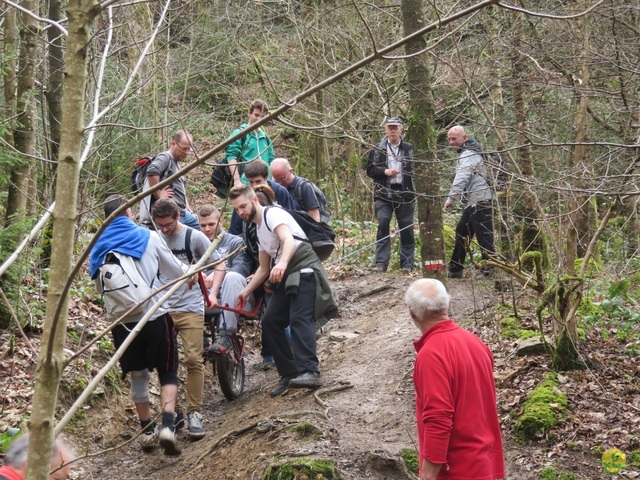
[444,126,495,278]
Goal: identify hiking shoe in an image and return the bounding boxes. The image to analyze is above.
[188,411,205,440]
[447,270,463,279]
[289,371,323,390]
[209,335,231,355]
[173,411,185,431]
[159,427,181,456]
[139,424,158,451]
[270,376,294,397]
[402,266,413,273]
[262,355,276,371]
[481,268,494,278]
[374,264,387,272]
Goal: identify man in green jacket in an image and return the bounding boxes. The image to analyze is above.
[226,99,275,186]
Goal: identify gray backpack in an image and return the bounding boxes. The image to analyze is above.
[98,251,153,321]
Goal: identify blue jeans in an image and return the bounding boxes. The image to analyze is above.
[180,210,200,230]
[374,197,415,269]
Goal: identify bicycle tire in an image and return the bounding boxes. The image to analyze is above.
[215,350,245,400]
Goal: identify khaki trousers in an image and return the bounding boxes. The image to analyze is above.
[170,311,204,413]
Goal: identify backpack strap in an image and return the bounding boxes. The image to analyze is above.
[169,227,194,264]
[264,205,310,245]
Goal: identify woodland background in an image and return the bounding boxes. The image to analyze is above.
[0,0,639,478]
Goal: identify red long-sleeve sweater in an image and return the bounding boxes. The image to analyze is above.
[413,320,505,479]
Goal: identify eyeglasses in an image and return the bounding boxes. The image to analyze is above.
[175,143,193,153]
[274,171,290,183]
[156,219,177,231]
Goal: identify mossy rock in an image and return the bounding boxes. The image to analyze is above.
[500,317,518,339]
[287,421,323,440]
[514,373,569,443]
[400,449,419,475]
[263,457,342,480]
[540,467,577,480]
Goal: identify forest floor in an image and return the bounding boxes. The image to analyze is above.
[3,268,640,479]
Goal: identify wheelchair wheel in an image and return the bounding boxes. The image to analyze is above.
[215,338,245,400]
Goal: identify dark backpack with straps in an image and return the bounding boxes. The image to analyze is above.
[293,177,331,223]
[464,142,510,193]
[264,206,335,261]
[131,155,156,195]
[209,134,249,199]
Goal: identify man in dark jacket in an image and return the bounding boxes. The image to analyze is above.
[365,117,416,272]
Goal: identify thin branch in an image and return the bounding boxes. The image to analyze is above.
[0,203,55,278]
[0,0,68,36]
[351,0,378,53]
[498,0,606,20]
[0,287,37,355]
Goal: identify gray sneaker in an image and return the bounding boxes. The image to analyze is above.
[139,424,158,451]
[289,371,323,389]
[159,426,181,456]
[188,411,205,440]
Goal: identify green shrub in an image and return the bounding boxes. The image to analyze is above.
[400,449,418,475]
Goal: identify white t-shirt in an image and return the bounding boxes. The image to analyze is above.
[258,206,307,263]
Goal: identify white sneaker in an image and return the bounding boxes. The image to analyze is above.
[139,424,158,451]
[159,426,181,456]
[188,411,205,439]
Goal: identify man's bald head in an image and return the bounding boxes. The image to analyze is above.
[447,125,468,150]
[270,158,294,187]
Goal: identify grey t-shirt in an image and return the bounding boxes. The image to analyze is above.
[159,227,220,314]
[145,151,188,214]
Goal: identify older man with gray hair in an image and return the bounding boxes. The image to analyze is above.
[406,279,505,480]
[0,434,74,480]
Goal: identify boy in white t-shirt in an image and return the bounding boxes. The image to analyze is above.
[229,185,332,397]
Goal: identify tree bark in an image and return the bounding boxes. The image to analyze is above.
[1,6,17,149]
[26,1,100,478]
[401,0,441,278]
[46,0,65,177]
[5,0,38,231]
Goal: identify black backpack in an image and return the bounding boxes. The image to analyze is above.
[131,155,156,195]
[293,177,331,223]
[264,206,335,261]
[209,135,249,199]
[465,143,509,192]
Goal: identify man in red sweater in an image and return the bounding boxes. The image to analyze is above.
[0,434,73,480]
[405,279,505,480]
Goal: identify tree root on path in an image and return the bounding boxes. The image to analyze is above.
[313,382,354,419]
[180,383,354,475]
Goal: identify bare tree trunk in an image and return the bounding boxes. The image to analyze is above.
[26,1,99,478]
[510,7,548,269]
[2,6,17,149]
[554,4,592,369]
[5,0,38,231]
[401,0,441,278]
[46,0,65,175]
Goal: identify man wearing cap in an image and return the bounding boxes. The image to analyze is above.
[365,117,416,272]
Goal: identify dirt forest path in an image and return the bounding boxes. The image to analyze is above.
[73,272,537,479]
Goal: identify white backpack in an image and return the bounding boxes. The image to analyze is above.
[98,251,152,321]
